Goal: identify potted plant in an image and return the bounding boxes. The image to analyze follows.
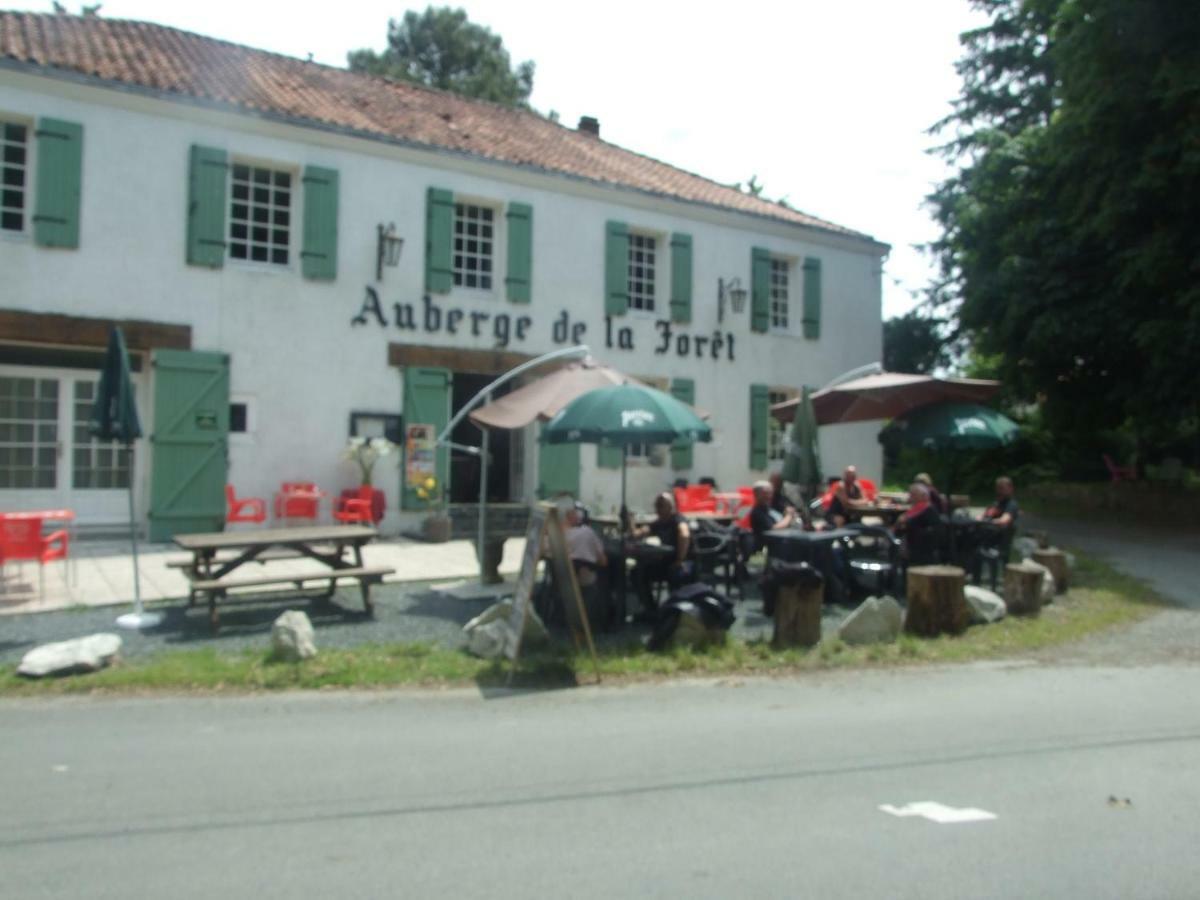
[415,475,451,542]
[340,437,397,523]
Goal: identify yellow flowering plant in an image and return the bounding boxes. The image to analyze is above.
[414,475,445,511]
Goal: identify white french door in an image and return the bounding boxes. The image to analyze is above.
[0,366,147,525]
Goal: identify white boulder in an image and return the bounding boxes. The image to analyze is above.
[836,596,903,646]
[18,633,122,678]
[964,585,1007,624]
[1022,561,1057,605]
[270,610,317,661]
[464,599,549,660]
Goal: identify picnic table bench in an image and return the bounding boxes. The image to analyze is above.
[172,525,393,631]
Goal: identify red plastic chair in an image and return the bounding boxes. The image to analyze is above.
[733,486,756,530]
[858,477,879,502]
[0,516,68,598]
[1102,454,1137,483]
[274,482,325,522]
[226,484,266,525]
[674,484,717,514]
[333,485,374,525]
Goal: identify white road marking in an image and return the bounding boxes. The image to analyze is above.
[879,801,996,824]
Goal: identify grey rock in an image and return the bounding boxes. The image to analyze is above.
[1013,537,1038,561]
[18,633,122,678]
[964,585,1007,624]
[270,610,317,661]
[837,596,903,646]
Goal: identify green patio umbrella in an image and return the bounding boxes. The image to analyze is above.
[878,402,1019,452]
[90,326,161,629]
[542,382,712,530]
[781,385,822,499]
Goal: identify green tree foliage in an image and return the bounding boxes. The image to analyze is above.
[927,0,1200,450]
[883,312,951,375]
[348,6,534,107]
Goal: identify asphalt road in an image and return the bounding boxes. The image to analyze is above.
[4,662,1200,899]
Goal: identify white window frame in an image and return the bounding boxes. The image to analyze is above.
[769,256,792,332]
[626,375,667,465]
[452,199,500,294]
[627,230,660,315]
[767,387,798,461]
[227,158,296,269]
[0,114,33,238]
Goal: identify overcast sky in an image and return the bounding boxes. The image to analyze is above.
[50,0,985,318]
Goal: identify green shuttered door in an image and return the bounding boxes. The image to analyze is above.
[751,247,771,333]
[670,378,695,470]
[402,367,451,509]
[33,117,83,249]
[749,383,769,470]
[803,257,822,339]
[301,165,339,281]
[506,202,533,303]
[669,233,692,324]
[604,221,629,316]
[537,425,580,498]
[187,144,228,268]
[147,349,230,541]
[425,187,454,294]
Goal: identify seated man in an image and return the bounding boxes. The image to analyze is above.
[750,479,798,554]
[826,465,869,528]
[915,472,948,514]
[563,503,607,587]
[972,476,1019,584]
[894,482,941,567]
[627,492,693,616]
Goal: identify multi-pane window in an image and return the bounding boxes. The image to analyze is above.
[767,388,796,461]
[72,381,132,489]
[0,377,57,489]
[229,163,291,265]
[1,120,28,233]
[628,233,657,312]
[453,203,494,290]
[770,257,790,330]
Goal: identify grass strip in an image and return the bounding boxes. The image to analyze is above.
[0,550,1164,696]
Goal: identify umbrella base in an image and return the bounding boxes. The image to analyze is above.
[116,611,164,630]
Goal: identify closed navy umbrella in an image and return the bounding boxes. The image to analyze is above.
[90,327,160,629]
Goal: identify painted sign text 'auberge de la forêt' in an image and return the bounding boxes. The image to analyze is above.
[350,287,737,361]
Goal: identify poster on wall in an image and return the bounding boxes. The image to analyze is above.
[405,423,436,484]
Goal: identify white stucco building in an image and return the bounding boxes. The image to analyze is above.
[0,11,888,537]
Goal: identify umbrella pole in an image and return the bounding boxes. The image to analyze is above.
[620,444,628,538]
[477,397,490,585]
[116,442,162,630]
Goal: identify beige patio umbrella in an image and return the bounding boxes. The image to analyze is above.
[771,371,1000,426]
[469,358,635,429]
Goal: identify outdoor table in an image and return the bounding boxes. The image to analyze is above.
[3,509,78,585]
[762,528,858,604]
[848,503,910,526]
[172,524,393,631]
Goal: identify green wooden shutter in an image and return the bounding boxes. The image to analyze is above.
[597,444,623,469]
[186,144,228,268]
[750,383,769,470]
[147,349,230,541]
[32,117,83,249]
[670,378,695,470]
[803,257,822,339]
[751,247,771,333]
[425,187,454,294]
[604,220,629,316]
[537,424,580,498]
[669,233,693,324]
[301,165,338,281]
[505,201,533,303]
[402,367,452,509]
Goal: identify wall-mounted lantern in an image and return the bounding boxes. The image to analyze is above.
[717,277,748,324]
[376,223,404,281]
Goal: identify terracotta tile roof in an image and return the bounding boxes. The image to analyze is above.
[0,11,879,243]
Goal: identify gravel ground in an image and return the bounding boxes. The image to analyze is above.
[0,578,853,666]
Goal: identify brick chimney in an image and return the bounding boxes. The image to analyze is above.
[577,116,600,137]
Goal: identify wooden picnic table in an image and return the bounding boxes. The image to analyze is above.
[848,502,910,525]
[172,525,393,631]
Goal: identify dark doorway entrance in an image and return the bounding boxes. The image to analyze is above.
[449,372,512,504]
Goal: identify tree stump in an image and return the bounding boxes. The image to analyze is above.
[1032,548,1068,594]
[904,565,968,637]
[773,581,823,649]
[1004,562,1045,615]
